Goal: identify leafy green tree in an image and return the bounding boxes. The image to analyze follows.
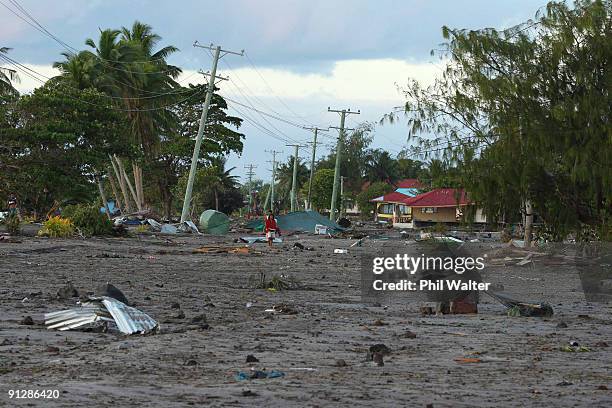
[0,83,132,216]
[173,157,241,216]
[388,0,611,239]
[356,182,394,219]
[302,168,339,211]
[365,149,399,183]
[54,22,183,209]
[275,156,309,210]
[316,123,373,194]
[150,84,244,218]
[396,155,424,179]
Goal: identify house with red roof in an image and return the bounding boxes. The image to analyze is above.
[370,182,486,227]
[370,179,423,223]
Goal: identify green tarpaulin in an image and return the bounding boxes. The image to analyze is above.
[199,210,230,235]
[246,210,346,233]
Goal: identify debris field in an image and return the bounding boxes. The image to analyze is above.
[0,232,610,407]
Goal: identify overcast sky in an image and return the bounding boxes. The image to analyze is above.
[1,0,544,181]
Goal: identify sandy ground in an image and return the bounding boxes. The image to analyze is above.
[0,229,610,407]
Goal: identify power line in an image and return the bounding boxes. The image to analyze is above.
[0,54,206,112]
[243,51,316,125]
[3,0,182,72]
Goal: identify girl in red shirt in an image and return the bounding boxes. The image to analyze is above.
[264,211,281,247]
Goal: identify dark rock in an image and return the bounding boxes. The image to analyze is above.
[241,390,258,397]
[185,359,198,366]
[246,354,259,363]
[97,283,129,305]
[556,321,568,328]
[57,282,79,299]
[399,330,417,339]
[20,316,34,325]
[175,310,185,319]
[46,346,60,353]
[372,352,384,366]
[335,359,347,367]
[369,344,391,355]
[190,314,207,324]
[293,242,305,250]
[170,302,181,309]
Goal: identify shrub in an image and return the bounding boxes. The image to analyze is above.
[356,182,394,220]
[38,216,74,238]
[62,203,113,236]
[3,214,21,235]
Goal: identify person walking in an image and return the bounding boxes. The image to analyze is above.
[264,211,281,247]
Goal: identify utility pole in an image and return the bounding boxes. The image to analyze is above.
[244,164,257,215]
[266,150,281,214]
[340,176,346,218]
[286,144,306,212]
[328,108,360,221]
[180,42,243,222]
[304,127,328,210]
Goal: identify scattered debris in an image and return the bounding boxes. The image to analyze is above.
[334,249,348,254]
[246,354,259,363]
[161,224,178,234]
[486,291,553,317]
[335,359,347,367]
[56,282,79,300]
[252,272,303,291]
[20,316,34,325]
[314,224,329,235]
[235,369,285,381]
[194,245,256,254]
[240,236,282,244]
[45,296,158,335]
[454,357,482,364]
[241,389,259,397]
[372,352,384,366]
[397,330,417,339]
[337,217,351,228]
[265,304,298,315]
[350,236,368,247]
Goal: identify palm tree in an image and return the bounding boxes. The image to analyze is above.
[54,22,182,210]
[276,157,309,210]
[366,149,399,184]
[204,156,239,212]
[0,47,19,96]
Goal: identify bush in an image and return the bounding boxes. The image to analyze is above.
[62,203,113,236]
[356,182,394,220]
[38,216,74,238]
[3,214,21,235]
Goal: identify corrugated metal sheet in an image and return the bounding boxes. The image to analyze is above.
[101,297,158,335]
[45,297,158,335]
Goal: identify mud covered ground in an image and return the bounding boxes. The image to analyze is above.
[0,230,610,407]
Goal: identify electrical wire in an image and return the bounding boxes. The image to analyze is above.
[3,0,181,72]
[0,54,207,112]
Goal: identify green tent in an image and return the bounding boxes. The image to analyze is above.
[199,210,230,235]
[246,210,345,234]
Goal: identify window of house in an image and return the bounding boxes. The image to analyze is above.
[421,207,438,214]
[378,204,394,214]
